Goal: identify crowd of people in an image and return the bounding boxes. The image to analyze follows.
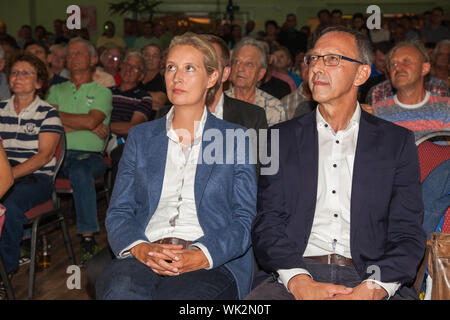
[0,6,448,301]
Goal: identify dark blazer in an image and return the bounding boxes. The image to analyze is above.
[106,110,257,299]
[252,109,426,288]
[157,94,268,132]
[223,94,268,131]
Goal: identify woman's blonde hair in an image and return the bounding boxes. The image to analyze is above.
[168,32,220,106]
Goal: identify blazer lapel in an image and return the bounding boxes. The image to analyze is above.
[195,111,216,211]
[144,120,168,215]
[295,111,319,233]
[350,111,380,250]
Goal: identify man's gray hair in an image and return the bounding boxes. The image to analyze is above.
[231,37,268,69]
[316,26,373,66]
[124,50,146,74]
[68,37,97,57]
[433,39,450,57]
[386,40,430,72]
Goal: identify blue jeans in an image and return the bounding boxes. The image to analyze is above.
[57,151,106,235]
[96,257,238,300]
[0,174,53,273]
[422,159,450,239]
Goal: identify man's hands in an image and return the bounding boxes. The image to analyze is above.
[288,274,353,300]
[91,123,108,139]
[130,242,210,276]
[287,274,387,300]
[331,281,388,300]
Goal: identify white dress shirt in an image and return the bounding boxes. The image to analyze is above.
[211,94,224,120]
[120,106,213,268]
[277,103,400,298]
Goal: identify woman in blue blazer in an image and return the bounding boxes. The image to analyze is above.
[97,33,257,300]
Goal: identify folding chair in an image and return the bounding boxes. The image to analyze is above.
[413,131,450,295]
[24,133,76,299]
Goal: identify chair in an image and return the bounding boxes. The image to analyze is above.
[24,133,76,300]
[413,131,450,295]
[0,211,15,300]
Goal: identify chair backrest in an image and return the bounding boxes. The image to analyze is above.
[416,131,450,183]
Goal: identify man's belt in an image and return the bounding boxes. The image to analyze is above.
[153,237,193,249]
[307,254,354,267]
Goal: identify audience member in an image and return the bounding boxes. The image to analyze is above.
[226,38,286,126]
[48,44,70,79]
[248,26,426,301]
[0,46,11,100]
[245,20,256,37]
[400,16,420,41]
[25,41,68,87]
[140,44,167,110]
[97,21,126,49]
[96,32,257,300]
[46,37,112,266]
[100,45,123,86]
[278,14,307,60]
[0,53,63,291]
[16,25,33,49]
[281,51,316,120]
[310,9,331,47]
[258,41,292,100]
[431,39,450,87]
[272,46,301,90]
[134,21,160,49]
[107,51,153,187]
[359,41,395,103]
[371,41,449,142]
[123,18,138,48]
[420,7,450,44]
[330,9,344,26]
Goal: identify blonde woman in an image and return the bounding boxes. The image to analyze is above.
[97,33,257,300]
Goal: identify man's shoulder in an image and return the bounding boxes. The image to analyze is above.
[256,88,282,104]
[224,94,266,117]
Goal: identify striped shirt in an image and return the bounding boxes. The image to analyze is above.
[373,92,450,141]
[0,95,63,176]
[110,86,153,130]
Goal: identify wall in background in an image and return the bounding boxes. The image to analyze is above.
[0,0,449,44]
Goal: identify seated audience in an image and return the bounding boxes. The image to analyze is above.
[420,7,450,44]
[46,37,112,266]
[25,41,68,87]
[431,40,450,87]
[225,38,286,126]
[371,41,449,142]
[106,51,153,187]
[96,32,257,300]
[0,53,62,290]
[140,44,167,110]
[272,46,301,90]
[48,44,70,79]
[99,45,123,86]
[97,21,126,49]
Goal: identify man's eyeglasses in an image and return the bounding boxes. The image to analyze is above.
[10,70,36,77]
[122,62,142,73]
[304,54,364,66]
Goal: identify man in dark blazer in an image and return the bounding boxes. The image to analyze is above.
[247,27,426,300]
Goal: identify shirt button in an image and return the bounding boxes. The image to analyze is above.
[324,124,328,128]
[334,213,338,218]
[332,190,336,194]
[333,164,337,168]
[336,140,340,144]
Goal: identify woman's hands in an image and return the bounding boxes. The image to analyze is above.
[130,242,210,276]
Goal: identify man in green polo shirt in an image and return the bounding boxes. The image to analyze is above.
[47,37,112,265]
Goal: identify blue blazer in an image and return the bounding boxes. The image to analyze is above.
[252,109,426,287]
[106,110,257,299]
